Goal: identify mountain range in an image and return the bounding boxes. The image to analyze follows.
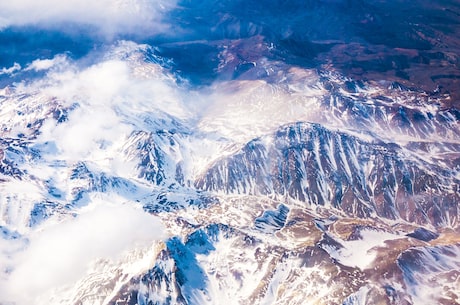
[0,1,459,304]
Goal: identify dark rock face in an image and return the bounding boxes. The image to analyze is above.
[123,129,189,187]
[134,224,238,305]
[0,139,35,179]
[406,227,440,242]
[197,122,459,227]
[0,148,23,179]
[137,249,187,305]
[70,162,135,193]
[255,204,289,233]
[195,140,269,195]
[124,131,167,185]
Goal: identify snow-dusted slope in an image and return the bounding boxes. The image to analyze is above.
[0,41,459,305]
[196,121,460,227]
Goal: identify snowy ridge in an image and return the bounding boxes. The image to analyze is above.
[316,71,460,144]
[196,122,459,228]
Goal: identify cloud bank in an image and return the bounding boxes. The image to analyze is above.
[0,200,166,305]
[0,0,176,37]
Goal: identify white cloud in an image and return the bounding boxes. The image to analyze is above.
[21,43,191,163]
[40,105,131,160]
[0,199,166,305]
[25,55,68,72]
[0,62,21,75]
[0,0,176,37]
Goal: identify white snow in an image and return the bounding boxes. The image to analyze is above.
[323,229,402,270]
[0,179,43,233]
[342,285,370,305]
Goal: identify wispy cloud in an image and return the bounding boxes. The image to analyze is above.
[0,62,21,75]
[0,0,176,38]
[24,55,68,72]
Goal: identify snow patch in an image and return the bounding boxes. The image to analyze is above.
[323,229,401,270]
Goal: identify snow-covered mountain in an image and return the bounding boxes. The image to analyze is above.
[1,1,460,304]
